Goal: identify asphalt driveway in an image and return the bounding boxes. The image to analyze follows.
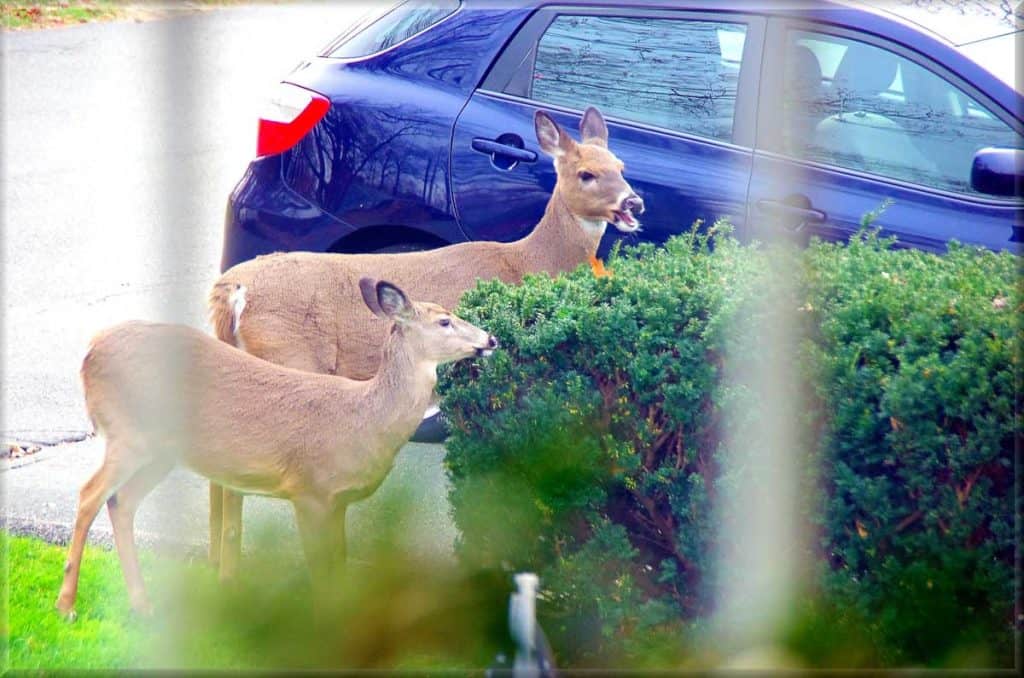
[2,4,455,561]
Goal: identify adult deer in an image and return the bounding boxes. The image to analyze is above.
[56,279,497,619]
[206,106,644,576]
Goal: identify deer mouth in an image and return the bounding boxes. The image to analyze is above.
[474,335,498,358]
[611,208,641,233]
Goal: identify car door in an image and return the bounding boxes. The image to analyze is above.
[749,18,1023,253]
[450,6,765,255]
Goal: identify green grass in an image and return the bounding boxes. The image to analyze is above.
[2,517,509,671]
[3,529,308,670]
[4,531,155,669]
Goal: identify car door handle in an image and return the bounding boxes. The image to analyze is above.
[756,199,827,232]
[471,138,537,163]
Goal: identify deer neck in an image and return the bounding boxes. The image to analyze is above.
[517,190,605,274]
[315,325,437,478]
[364,326,437,428]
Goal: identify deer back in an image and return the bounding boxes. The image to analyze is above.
[217,241,520,380]
[81,321,423,498]
[212,107,642,380]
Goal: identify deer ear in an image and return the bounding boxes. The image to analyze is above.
[535,110,573,158]
[376,280,415,322]
[359,277,386,317]
[580,106,608,147]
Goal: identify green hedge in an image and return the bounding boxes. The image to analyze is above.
[438,226,1020,667]
[802,234,1019,665]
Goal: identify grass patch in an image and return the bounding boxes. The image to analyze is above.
[1,1,120,30]
[4,531,155,669]
[3,516,511,671]
[1,1,253,30]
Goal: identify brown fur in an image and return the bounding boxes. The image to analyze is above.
[209,107,640,380]
[205,107,643,577]
[208,281,237,345]
[56,283,494,618]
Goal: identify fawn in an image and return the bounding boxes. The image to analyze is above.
[56,279,496,619]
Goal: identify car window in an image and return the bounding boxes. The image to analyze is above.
[781,30,1022,196]
[323,0,459,59]
[527,15,747,142]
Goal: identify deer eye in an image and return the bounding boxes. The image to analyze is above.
[578,170,596,182]
[438,318,451,328]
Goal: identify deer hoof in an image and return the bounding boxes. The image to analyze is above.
[55,601,77,622]
[130,599,155,618]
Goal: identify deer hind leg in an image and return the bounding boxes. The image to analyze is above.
[56,448,145,619]
[107,460,173,615]
[208,482,224,567]
[218,489,244,581]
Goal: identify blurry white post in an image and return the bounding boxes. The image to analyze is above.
[510,573,541,677]
[710,242,808,668]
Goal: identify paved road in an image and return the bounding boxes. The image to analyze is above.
[5,436,455,563]
[4,3,356,441]
[2,5,455,560]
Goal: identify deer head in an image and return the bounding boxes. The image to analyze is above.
[534,107,644,234]
[359,278,498,364]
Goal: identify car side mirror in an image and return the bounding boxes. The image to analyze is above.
[971,147,1023,198]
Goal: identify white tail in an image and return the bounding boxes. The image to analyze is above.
[206,107,644,574]
[55,280,496,619]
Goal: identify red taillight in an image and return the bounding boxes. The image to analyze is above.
[256,83,330,157]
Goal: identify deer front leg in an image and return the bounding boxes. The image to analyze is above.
[292,497,332,606]
[218,489,244,581]
[208,482,223,567]
[328,501,348,581]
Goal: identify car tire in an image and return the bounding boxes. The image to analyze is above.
[371,241,434,254]
[411,410,449,443]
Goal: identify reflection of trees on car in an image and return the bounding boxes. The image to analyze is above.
[898,0,1023,25]
[533,16,746,141]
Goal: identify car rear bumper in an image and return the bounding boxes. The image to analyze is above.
[221,154,356,272]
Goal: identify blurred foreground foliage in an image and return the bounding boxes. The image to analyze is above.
[439,224,1021,667]
[6,497,513,672]
[158,531,511,671]
[7,227,1018,671]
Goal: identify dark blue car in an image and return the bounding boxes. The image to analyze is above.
[221,0,1023,272]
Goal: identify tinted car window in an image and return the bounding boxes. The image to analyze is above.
[782,30,1022,196]
[324,0,459,58]
[529,16,747,142]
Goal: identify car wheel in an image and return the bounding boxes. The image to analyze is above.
[371,241,434,254]
[410,410,449,443]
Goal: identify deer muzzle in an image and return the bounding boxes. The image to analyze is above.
[611,193,644,233]
[476,335,499,358]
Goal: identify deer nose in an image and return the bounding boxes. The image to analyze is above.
[622,194,645,214]
[487,335,499,350]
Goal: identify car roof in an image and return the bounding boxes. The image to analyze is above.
[855,0,1021,47]
[956,33,1017,91]
[854,0,1021,89]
